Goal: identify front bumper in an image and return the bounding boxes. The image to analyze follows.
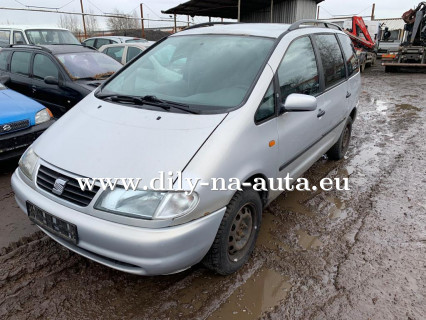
[0,120,54,160]
[11,169,225,275]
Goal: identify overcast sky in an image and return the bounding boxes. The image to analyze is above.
[0,0,417,29]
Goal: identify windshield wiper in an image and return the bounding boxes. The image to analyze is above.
[140,95,199,114]
[96,94,171,111]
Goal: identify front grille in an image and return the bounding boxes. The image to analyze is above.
[0,130,43,154]
[36,165,100,207]
[0,119,30,135]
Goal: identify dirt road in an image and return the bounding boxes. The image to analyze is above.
[0,65,425,319]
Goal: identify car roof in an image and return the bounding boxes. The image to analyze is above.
[174,23,342,38]
[85,36,146,41]
[0,25,68,31]
[98,43,150,50]
[4,44,96,55]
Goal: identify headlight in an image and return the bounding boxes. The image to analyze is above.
[18,147,39,180]
[95,188,199,220]
[35,108,52,125]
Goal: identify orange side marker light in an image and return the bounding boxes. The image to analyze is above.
[269,140,275,147]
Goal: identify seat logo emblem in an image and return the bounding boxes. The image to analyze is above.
[52,177,68,196]
[2,124,11,131]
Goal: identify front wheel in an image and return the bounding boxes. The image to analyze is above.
[327,117,352,160]
[202,188,262,275]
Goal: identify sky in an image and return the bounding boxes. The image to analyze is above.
[0,0,417,29]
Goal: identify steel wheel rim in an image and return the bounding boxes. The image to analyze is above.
[228,203,255,261]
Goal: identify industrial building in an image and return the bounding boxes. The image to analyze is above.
[163,0,324,24]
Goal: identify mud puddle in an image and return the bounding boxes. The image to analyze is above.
[208,267,291,320]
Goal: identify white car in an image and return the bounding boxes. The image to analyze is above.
[82,36,152,49]
[12,21,361,276]
[0,25,80,47]
[99,43,150,64]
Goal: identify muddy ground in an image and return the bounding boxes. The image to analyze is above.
[0,64,425,319]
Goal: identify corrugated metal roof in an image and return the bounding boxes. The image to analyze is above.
[374,18,405,31]
[162,0,324,19]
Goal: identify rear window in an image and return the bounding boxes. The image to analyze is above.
[11,51,32,75]
[315,34,346,88]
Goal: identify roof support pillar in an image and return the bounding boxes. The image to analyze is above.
[238,0,241,22]
[174,14,177,33]
[270,0,274,23]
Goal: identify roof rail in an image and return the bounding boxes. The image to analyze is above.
[184,22,240,31]
[8,44,51,52]
[288,19,343,32]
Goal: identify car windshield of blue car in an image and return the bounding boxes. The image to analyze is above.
[56,52,122,80]
[100,35,275,110]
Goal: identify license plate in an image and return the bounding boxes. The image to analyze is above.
[26,202,78,244]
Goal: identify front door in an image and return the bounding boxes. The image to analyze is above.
[275,36,325,180]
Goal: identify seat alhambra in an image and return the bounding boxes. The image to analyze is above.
[12,21,361,276]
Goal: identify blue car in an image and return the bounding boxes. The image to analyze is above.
[0,82,54,160]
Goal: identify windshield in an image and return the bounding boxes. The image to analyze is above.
[25,29,80,45]
[100,35,275,111]
[56,52,122,80]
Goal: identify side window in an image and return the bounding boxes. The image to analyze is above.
[105,46,124,63]
[337,34,359,76]
[13,31,25,44]
[33,54,59,80]
[0,51,10,71]
[255,81,275,123]
[315,34,346,88]
[0,30,10,46]
[126,46,142,62]
[277,36,320,103]
[10,51,32,75]
[84,39,95,47]
[95,38,110,49]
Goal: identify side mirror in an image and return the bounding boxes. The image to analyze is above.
[0,75,10,85]
[282,93,317,113]
[44,76,59,85]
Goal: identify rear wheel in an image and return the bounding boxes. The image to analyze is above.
[202,188,262,275]
[327,117,352,160]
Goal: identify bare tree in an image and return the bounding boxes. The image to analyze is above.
[85,9,99,36]
[107,9,139,32]
[58,14,81,34]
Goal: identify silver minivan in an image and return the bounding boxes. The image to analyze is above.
[12,21,361,276]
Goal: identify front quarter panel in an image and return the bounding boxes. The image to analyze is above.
[178,66,278,219]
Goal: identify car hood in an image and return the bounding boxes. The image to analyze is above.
[0,89,44,125]
[33,93,227,181]
[74,79,107,92]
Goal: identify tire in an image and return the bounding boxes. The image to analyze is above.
[327,117,352,160]
[202,188,262,275]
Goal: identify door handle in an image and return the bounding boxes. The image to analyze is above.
[317,109,325,118]
[346,92,351,98]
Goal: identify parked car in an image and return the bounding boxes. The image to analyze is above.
[0,82,54,160]
[0,26,80,47]
[99,43,150,64]
[11,22,360,276]
[0,44,122,118]
[82,36,151,49]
